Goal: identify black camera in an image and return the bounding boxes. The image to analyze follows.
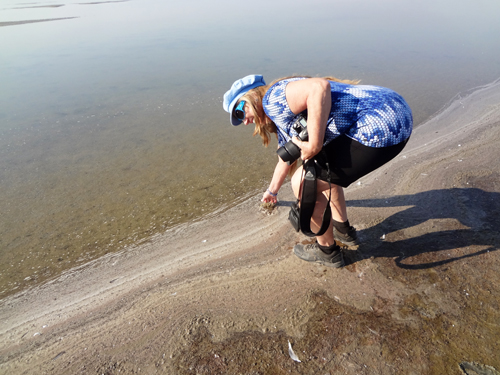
[276,115,308,164]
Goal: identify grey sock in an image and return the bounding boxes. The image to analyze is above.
[318,242,338,254]
[332,219,350,234]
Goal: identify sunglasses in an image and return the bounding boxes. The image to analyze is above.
[234,100,246,121]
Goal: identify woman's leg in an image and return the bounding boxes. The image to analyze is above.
[291,167,345,268]
[316,181,347,247]
[290,137,409,267]
[291,168,347,247]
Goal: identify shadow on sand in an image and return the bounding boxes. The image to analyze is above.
[345,188,500,269]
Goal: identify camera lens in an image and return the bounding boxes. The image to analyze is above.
[277,140,302,164]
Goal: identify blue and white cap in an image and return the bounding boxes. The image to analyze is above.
[223,74,266,126]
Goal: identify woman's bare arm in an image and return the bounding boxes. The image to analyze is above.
[285,78,332,160]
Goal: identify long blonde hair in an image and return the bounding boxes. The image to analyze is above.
[240,75,359,147]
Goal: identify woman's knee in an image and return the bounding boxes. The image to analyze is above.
[291,166,303,198]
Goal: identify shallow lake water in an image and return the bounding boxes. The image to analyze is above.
[1,0,499,298]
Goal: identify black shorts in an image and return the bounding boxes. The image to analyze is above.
[313,135,409,188]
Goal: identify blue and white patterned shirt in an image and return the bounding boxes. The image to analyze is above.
[262,77,413,148]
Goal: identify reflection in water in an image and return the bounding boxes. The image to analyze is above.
[0,0,499,298]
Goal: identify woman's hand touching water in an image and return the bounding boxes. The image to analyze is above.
[261,189,278,203]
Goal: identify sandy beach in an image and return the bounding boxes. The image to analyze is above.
[1,79,500,374]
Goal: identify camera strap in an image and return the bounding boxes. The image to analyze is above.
[297,158,332,237]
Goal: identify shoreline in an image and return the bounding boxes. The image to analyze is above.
[1,79,500,374]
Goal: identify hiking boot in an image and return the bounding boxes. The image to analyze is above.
[333,226,359,246]
[293,242,345,268]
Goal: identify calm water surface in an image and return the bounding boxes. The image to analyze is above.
[1,0,499,298]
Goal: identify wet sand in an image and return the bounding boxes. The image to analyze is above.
[1,80,500,374]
